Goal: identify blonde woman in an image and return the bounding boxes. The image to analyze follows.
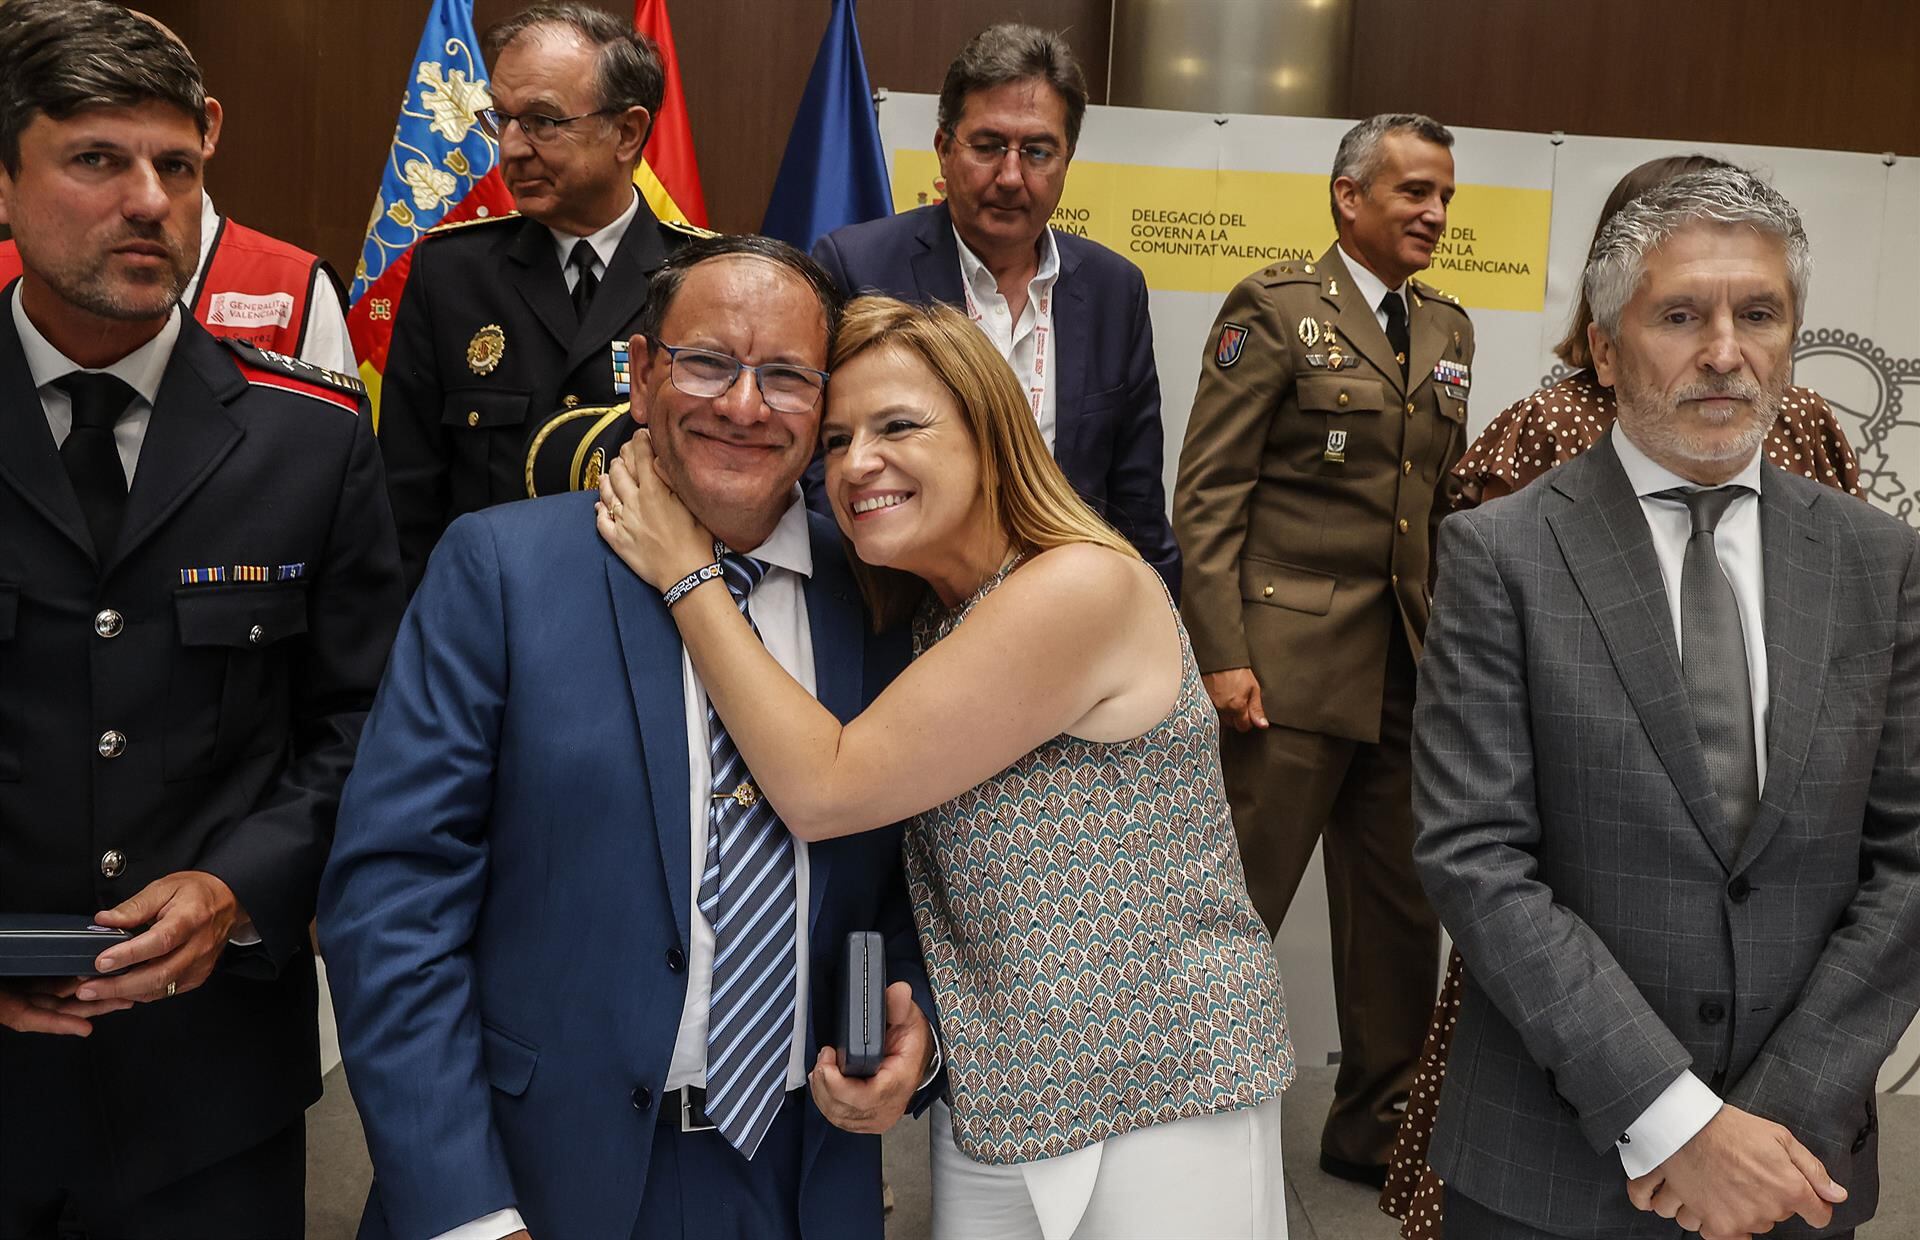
[597,296,1293,1239]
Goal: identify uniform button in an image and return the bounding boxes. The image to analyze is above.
[467,410,480,427]
[100,848,126,878]
[1699,1000,1726,1024]
[1405,401,1416,415]
[97,730,126,759]
[1262,585,1274,598]
[666,947,686,973]
[1402,460,1413,475]
[1336,391,1349,407]
[248,624,265,645]
[630,1085,653,1111]
[1727,875,1752,903]
[1391,573,1399,585]
[1396,351,1407,366]
[1398,518,1410,534]
[94,609,124,638]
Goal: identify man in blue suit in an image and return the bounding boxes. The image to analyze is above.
[318,235,938,1240]
[810,23,1180,592]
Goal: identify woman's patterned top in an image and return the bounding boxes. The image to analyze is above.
[1451,370,1861,508]
[907,559,1294,1166]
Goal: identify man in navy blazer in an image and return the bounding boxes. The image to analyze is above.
[810,24,1179,592]
[319,236,937,1240]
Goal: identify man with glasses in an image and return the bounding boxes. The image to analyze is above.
[321,234,938,1240]
[809,24,1180,591]
[378,2,707,588]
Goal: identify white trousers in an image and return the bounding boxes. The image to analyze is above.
[928,1095,1287,1240]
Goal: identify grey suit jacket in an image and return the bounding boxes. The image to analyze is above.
[1412,435,1920,1237]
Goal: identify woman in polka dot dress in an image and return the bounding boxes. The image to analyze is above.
[1379,153,1861,1240]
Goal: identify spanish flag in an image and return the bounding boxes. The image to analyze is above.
[632,0,708,228]
[345,0,513,427]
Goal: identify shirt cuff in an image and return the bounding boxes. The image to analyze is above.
[227,919,262,947]
[918,1022,944,1092]
[1617,1070,1723,1178]
[428,1208,525,1240]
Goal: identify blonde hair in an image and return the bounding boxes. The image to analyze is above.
[827,296,1139,630]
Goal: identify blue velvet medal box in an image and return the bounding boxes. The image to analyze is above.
[0,916,132,976]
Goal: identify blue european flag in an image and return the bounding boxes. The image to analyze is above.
[760,0,892,251]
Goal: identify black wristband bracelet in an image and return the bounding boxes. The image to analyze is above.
[663,562,724,607]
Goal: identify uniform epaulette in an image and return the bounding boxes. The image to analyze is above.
[661,218,718,241]
[1410,279,1466,311]
[525,401,633,498]
[221,339,366,414]
[1259,261,1322,286]
[423,210,521,239]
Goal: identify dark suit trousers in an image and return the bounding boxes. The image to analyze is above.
[632,1090,805,1240]
[1444,1187,1856,1239]
[1219,615,1440,1166]
[0,1034,302,1239]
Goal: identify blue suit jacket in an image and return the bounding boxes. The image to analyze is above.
[811,203,1181,592]
[318,491,931,1240]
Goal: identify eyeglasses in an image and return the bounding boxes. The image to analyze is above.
[954,139,1062,171]
[477,107,614,145]
[658,344,829,414]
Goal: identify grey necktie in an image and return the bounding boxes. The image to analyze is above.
[1655,485,1759,847]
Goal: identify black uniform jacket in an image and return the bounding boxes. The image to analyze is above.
[377,203,701,588]
[0,297,405,1192]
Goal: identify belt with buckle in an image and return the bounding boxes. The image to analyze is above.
[663,1084,719,1132]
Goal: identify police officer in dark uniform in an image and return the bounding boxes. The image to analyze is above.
[1173,113,1474,1189]
[378,3,706,587]
[0,4,404,1233]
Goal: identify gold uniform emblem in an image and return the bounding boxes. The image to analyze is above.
[582,447,606,490]
[1297,317,1320,348]
[466,324,506,376]
[713,781,760,809]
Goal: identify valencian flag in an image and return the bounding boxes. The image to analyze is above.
[631,0,708,227]
[347,0,513,427]
[761,0,890,250]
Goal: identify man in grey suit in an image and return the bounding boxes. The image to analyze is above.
[1413,167,1920,1238]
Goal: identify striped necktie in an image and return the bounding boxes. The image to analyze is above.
[699,546,798,1158]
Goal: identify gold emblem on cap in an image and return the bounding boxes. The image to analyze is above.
[466,324,506,376]
[1297,317,1320,348]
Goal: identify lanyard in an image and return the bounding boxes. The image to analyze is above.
[960,275,1053,422]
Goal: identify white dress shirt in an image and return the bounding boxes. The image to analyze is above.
[954,225,1061,451]
[1609,421,1770,1177]
[189,192,357,375]
[14,284,174,484]
[549,188,640,295]
[439,498,816,1240]
[1336,241,1408,338]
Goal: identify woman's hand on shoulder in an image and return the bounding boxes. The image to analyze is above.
[596,431,715,592]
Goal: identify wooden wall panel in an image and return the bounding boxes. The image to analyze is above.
[137,0,1917,283]
[1344,0,1920,156]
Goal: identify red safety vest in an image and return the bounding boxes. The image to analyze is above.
[0,217,335,356]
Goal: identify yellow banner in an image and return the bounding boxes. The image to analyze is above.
[891,150,1551,312]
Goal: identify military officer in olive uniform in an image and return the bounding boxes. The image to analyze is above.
[1172,113,1473,1188]
[377,4,706,587]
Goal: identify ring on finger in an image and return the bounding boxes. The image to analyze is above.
[606,500,626,518]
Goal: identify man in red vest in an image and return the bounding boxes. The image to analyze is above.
[0,91,352,372]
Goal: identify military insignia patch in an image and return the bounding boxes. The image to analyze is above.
[1297,317,1319,349]
[276,562,307,581]
[179,566,228,585]
[610,339,631,396]
[582,446,607,491]
[232,565,270,583]
[1433,359,1472,397]
[1215,323,1249,368]
[1324,429,1348,464]
[467,324,506,376]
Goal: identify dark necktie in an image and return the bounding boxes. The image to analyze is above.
[1654,486,1760,848]
[1380,291,1410,382]
[698,547,798,1159]
[54,372,134,559]
[567,239,599,322]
